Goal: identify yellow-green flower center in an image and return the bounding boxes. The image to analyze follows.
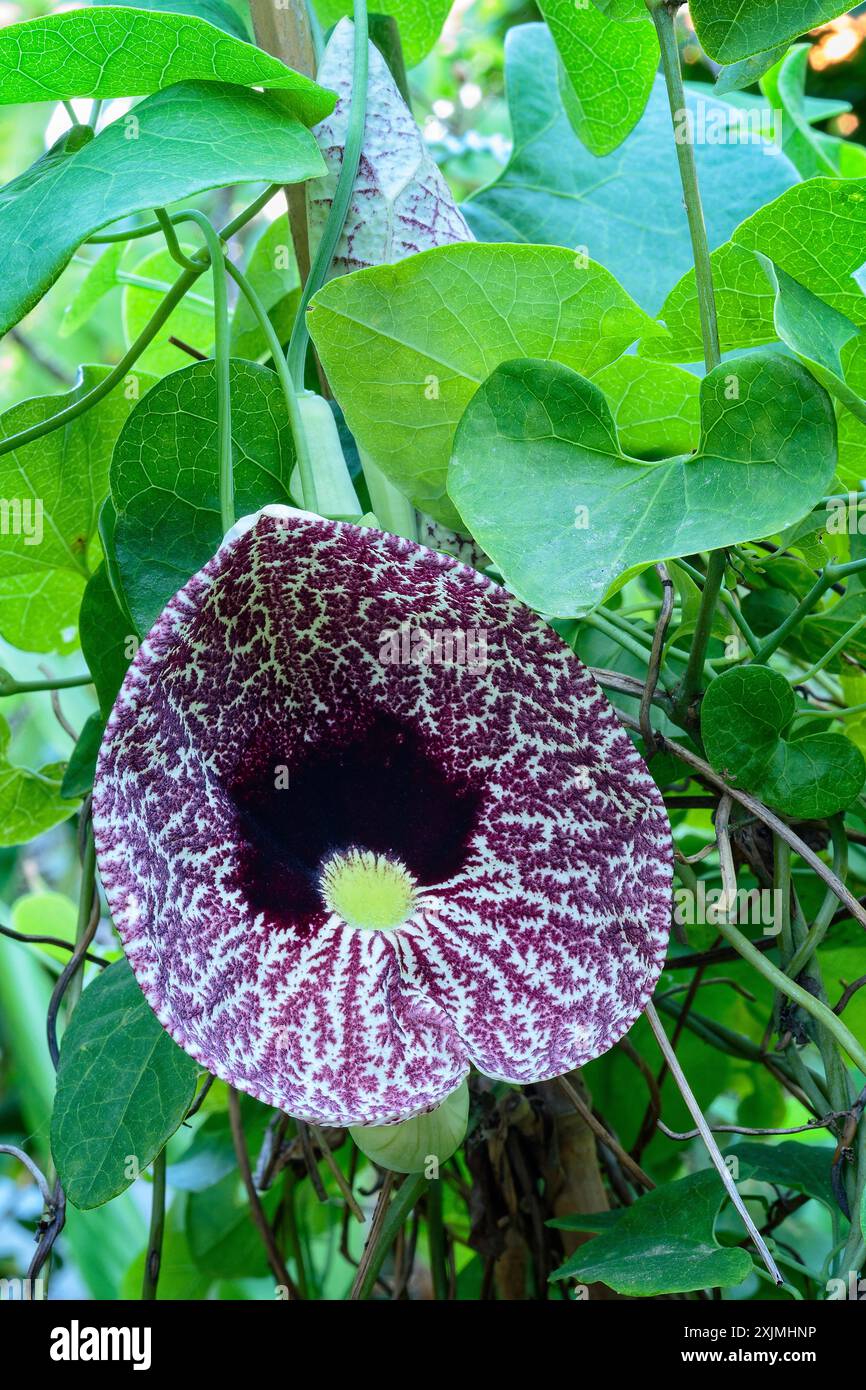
[320,849,419,931]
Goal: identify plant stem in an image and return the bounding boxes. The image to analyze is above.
[651,0,727,722]
[223,260,319,514]
[649,1,720,373]
[794,616,866,685]
[0,671,91,696]
[0,188,275,461]
[713,917,866,1076]
[141,1149,166,1301]
[168,210,234,533]
[676,549,727,720]
[227,1087,299,1296]
[351,1172,426,1299]
[287,0,370,389]
[644,1002,784,1286]
[426,1181,449,1300]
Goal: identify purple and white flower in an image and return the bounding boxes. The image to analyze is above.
[93,507,672,1127]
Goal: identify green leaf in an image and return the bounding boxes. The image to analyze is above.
[702,666,796,786]
[314,0,452,68]
[758,255,866,425]
[715,45,791,96]
[121,244,214,377]
[549,1168,753,1296]
[0,7,332,121]
[462,24,796,312]
[230,215,300,361]
[0,122,93,210]
[61,711,105,799]
[448,352,836,615]
[187,1172,280,1278]
[701,666,865,818]
[52,959,198,1210]
[759,46,837,180]
[0,717,77,845]
[93,0,251,43]
[537,0,657,156]
[733,179,866,327]
[60,242,126,338]
[732,1141,836,1210]
[0,80,325,335]
[590,357,700,460]
[0,366,152,653]
[647,242,776,364]
[691,1,850,65]
[111,360,296,633]
[10,889,78,963]
[80,563,136,719]
[650,179,866,363]
[308,242,660,527]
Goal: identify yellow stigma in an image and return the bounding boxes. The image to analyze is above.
[319,849,419,931]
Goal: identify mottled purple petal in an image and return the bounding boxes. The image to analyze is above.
[93,507,672,1124]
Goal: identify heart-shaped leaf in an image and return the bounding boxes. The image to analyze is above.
[111,360,296,633]
[0,365,154,653]
[649,178,866,364]
[700,667,793,789]
[549,1168,753,1296]
[462,24,796,313]
[690,0,849,65]
[448,352,836,616]
[758,255,866,426]
[0,715,78,847]
[308,242,660,526]
[537,0,657,156]
[0,80,324,335]
[701,667,865,818]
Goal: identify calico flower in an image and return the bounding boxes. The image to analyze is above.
[93,508,672,1127]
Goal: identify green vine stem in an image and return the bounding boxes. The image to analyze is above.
[0,187,276,461]
[647,0,720,374]
[223,260,321,514]
[712,915,866,1077]
[141,1148,166,1301]
[0,671,91,696]
[644,1001,784,1285]
[286,0,370,389]
[750,555,866,664]
[647,0,728,724]
[166,210,234,533]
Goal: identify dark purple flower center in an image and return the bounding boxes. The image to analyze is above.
[225,707,483,929]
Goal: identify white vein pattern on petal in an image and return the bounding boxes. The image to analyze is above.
[93,511,671,1125]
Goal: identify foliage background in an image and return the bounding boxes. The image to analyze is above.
[1,0,865,1302]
